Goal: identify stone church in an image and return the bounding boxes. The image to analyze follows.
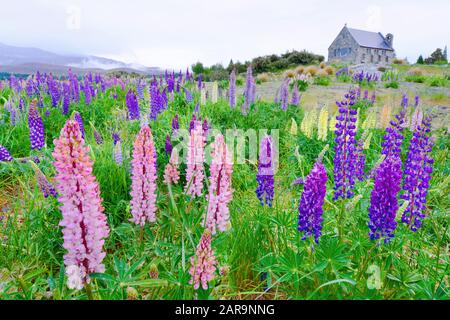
[328,25,396,64]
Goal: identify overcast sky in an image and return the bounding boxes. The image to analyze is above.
[0,0,448,69]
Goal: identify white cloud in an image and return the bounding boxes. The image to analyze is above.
[365,5,382,30]
[0,0,448,68]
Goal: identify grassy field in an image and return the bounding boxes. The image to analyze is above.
[0,69,449,300]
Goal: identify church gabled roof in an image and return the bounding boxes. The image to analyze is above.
[347,27,393,50]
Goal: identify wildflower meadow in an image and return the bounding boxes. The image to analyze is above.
[0,65,448,301]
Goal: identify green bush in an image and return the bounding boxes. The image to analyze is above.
[385,81,399,89]
[313,76,331,86]
[336,74,352,83]
[404,75,426,83]
[428,75,448,87]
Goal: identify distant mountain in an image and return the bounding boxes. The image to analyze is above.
[0,43,162,76]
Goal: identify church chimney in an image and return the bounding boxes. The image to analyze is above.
[385,33,394,48]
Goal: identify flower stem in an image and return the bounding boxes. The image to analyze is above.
[85,283,94,300]
[338,200,347,243]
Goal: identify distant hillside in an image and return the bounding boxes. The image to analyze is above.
[0,43,162,76]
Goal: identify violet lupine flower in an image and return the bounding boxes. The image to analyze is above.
[368,156,402,243]
[243,65,255,112]
[194,103,200,113]
[381,108,406,160]
[31,162,58,198]
[280,80,289,110]
[136,79,145,100]
[333,90,358,200]
[9,107,17,126]
[165,134,173,156]
[73,112,85,139]
[185,88,193,103]
[52,120,110,290]
[126,89,140,120]
[414,95,419,107]
[167,72,175,93]
[400,115,434,231]
[256,135,275,207]
[363,90,369,100]
[26,78,35,97]
[185,68,192,82]
[185,121,205,198]
[229,69,236,108]
[205,134,233,234]
[113,141,123,165]
[68,70,80,103]
[371,92,376,104]
[172,114,179,136]
[189,113,197,133]
[130,125,158,226]
[161,89,168,109]
[401,94,408,108]
[9,74,20,92]
[47,75,60,107]
[28,100,45,150]
[149,83,164,121]
[291,84,300,106]
[0,145,13,162]
[112,132,121,145]
[189,229,217,290]
[202,119,209,137]
[19,98,24,112]
[62,82,70,115]
[93,128,103,145]
[197,74,203,90]
[297,160,328,243]
[84,79,92,105]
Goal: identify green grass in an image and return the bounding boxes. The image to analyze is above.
[0,81,449,300]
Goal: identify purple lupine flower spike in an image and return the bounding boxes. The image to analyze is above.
[172,114,179,133]
[62,82,70,115]
[126,89,140,120]
[189,114,197,133]
[94,129,103,145]
[229,69,236,108]
[401,94,408,108]
[400,114,434,231]
[280,79,289,110]
[28,100,45,150]
[368,156,402,244]
[243,65,255,112]
[73,112,85,139]
[197,75,202,90]
[291,83,300,106]
[165,135,173,156]
[381,108,406,160]
[0,145,13,162]
[33,163,58,198]
[112,132,121,146]
[256,135,275,207]
[297,160,327,243]
[202,119,209,138]
[185,88,193,103]
[333,90,358,200]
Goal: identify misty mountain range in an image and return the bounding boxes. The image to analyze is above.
[0,43,162,76]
